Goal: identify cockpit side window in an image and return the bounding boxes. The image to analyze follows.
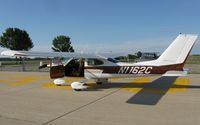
[86,58,104,65]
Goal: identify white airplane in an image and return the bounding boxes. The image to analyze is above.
[1,34,198,91]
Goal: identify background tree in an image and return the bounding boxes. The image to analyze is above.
[137,51,142,58]
[0,28,34,51]
[128,54,137,60]
[52,35,74,52]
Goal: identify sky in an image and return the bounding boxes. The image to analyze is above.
[0,0,200,54]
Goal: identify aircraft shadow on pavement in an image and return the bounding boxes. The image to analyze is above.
[126,76,177,105]
[126,76,200,105]
[86,76,200,105]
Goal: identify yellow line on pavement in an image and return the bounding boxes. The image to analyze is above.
[122,77,189,93]
[42,82,71,89]
[131,77,152,84]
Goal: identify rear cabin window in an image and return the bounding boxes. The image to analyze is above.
[87,58,104,65]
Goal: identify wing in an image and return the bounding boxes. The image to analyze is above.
[1,50,124,58]
[0,50,97,58]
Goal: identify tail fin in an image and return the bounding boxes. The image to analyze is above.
[157,34,198,65]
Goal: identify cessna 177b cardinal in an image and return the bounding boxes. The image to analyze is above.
[1,34,198,90]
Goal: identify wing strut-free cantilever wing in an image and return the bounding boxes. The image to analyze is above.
[0,50,97,58]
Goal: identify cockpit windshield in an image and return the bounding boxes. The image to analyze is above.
[60,57,72,65]
[86,58,104,65]
[107,58,119,63]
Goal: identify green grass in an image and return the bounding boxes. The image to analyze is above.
[186,55,200,64]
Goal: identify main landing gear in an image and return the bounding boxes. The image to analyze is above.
[53,78,108,91]
[95,78,108,85]
[53,78,88,91]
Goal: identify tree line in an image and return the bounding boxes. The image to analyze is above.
[0,27,74,52]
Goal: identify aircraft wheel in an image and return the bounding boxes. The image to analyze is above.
[71,82,88,91]
[96,78,108,85]
[54,78,65,86]
[74,89,82,91]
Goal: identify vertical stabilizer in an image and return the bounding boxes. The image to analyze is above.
[157,34,198,64]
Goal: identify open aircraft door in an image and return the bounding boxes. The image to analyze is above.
[64,58,84,77]
[50,58,73,79]
[50,58,84,78]
[50,65,65,79]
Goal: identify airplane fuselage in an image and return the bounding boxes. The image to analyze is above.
[84,60,184,79]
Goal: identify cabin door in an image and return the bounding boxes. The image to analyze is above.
[50,65,65,79]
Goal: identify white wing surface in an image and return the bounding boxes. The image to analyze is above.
[1,50,98,58]
[1,50,125,58]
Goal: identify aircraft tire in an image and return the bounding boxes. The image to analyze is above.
[74,89,82,91]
